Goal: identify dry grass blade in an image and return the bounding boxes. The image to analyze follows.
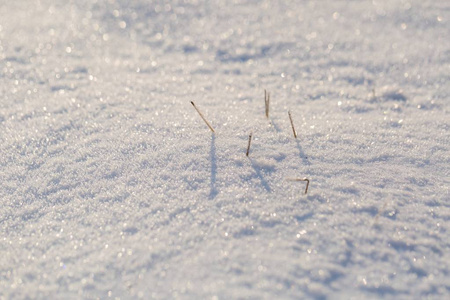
[288,110,297,138]
[246,132,253,156]
[191,101,215,133]
[264,89,270,118]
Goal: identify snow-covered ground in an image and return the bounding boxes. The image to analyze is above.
[1,0,449,298]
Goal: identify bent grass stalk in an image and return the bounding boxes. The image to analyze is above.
[287,178,310,194]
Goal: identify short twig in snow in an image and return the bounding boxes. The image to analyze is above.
[287,178,310,194]
[191,101,215,133]
[246,132,253,157]
[288,110,297,138]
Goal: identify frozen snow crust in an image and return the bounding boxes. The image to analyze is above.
[1,0,449,299]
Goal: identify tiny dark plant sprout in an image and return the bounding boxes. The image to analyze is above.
[191,101,215,133]
[246,132,253,157]
[288,110,297,138]
[287,178,310,194]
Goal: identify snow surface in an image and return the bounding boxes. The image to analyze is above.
[1,0,449,299]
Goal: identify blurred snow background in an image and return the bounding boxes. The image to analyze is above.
[0,0,449,298]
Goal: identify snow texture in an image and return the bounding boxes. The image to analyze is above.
[0,0,449,299]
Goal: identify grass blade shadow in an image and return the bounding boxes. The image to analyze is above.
[248,158,272,192]
[296,139,310,165]
[209,133,218,199]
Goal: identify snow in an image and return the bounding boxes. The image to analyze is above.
[1,0,449,298]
